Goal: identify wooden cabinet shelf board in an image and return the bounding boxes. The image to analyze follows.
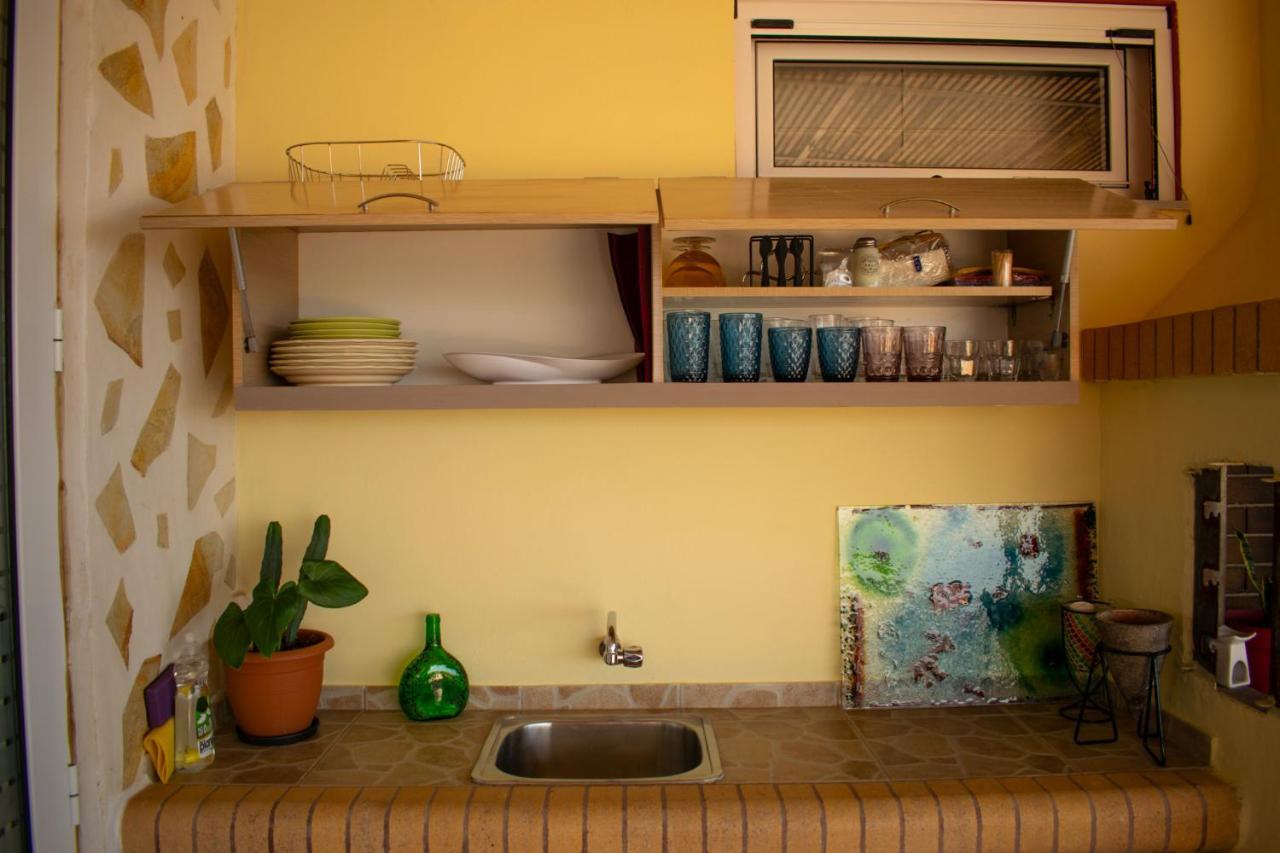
[235,381,1078,411]
[140,179,660,230]
[662,286,1052,307]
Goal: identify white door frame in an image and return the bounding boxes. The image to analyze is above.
[11,0,77,848]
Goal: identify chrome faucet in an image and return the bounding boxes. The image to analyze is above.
[599,611,644,667]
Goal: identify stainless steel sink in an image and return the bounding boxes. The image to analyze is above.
[471,714,722,784]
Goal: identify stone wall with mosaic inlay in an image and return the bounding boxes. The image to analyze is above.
[57,0,236,848]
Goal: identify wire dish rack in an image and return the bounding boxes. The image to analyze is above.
[287,139,465,182]
[286,140,465,211]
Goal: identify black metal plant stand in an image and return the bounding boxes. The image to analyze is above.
[1065,644,1171,767]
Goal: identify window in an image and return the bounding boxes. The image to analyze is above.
[735,1,1178,199]
[1192,464,1278,705]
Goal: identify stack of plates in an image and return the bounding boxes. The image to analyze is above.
[269,317,418,386]
[286,316,403,339]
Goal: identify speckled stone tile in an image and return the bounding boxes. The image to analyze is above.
[169,702,1205,789]
[168,710,355,784]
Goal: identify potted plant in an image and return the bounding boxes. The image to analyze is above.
[213,515,367,742]
[1226,530,1274,694]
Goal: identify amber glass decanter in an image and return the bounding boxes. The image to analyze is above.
[664,236,726,287]
[398,613,469,720]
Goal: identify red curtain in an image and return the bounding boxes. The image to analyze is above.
[606,227,653,381]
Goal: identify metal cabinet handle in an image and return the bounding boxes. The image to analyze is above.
[356,192,439,212]
[879,197,960,218]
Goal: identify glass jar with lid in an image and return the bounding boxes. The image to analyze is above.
[664,237,726,288]
[851,237,882,287]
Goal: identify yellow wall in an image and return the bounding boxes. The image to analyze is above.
[1098,375,1280,850]
[234,0,1268,687]
[238,403,1101,685]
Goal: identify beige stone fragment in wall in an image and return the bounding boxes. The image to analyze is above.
[157,513,169,549]
[214,477,235,517]
[198,249,229,377]
[162,242,185,286]
[145,132,198,204]
[169,531,224,638]
[205,97,223,171]
[120,0,169,58]
[95,464,136,553]
[223,36,231,88]
[108,148,125,196]
[121,654,161,788]
[130,364,181,476]
[97,43,154,117]
[94,233,145,367]
[100,378,124,435]
[167,310,182,341]
[105,579,134,667]
[211,376,233,418]
[172,20,198,106]
[187,433,216,509]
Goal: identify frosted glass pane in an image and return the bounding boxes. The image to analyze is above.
[773,62,1110,171]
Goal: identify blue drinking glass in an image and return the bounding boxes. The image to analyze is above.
[718,313,763,382]
[817,326,861,382]
[665,311,710,382]
[768,326,812,382]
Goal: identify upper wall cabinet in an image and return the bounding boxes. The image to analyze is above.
[141,177,1176,411]
[657,178,1179,232]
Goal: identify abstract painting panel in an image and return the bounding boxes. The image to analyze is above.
[838,503,1098,708]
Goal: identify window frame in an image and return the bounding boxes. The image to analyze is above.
[756,41,1129,183]
[734,0,1179,199]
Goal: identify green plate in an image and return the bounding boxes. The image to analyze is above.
[290,323,400,331]
[293,316,400,325]
[288,330,402,339]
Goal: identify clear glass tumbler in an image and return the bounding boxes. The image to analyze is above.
[861,325,903,382]
[903,326,946,382]
[1019,340,1046,380]
[766,318,811,382]
[1038,348,1065,381]
[944,339,979,381]
[665,310,710,382]
[719,312,763,382]
[987,339,1020,381]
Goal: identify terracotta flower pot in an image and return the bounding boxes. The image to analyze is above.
[1095,608,1172,717]
[224,629,334,738]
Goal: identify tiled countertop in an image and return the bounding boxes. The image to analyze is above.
[171,702,1205,787]
[128,704,1237,852]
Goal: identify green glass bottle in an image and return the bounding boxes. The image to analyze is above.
[398,613,469,721]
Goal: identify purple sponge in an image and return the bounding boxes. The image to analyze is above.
[144,664,176,729]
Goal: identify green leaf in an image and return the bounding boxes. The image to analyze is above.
[299,559,368,608]
[255,521,283,598]
[304,515,331,562]
[275,581,302,640]
[283,599,309,649]
[244,597,281,657]
[213,603,251,669]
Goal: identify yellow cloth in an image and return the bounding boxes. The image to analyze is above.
[143,718,175,784]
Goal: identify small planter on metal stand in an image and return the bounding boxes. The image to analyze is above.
[1058,599,1111,725]
[1068,608,1174,766]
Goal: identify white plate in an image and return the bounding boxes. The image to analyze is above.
[443,352,644,384]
